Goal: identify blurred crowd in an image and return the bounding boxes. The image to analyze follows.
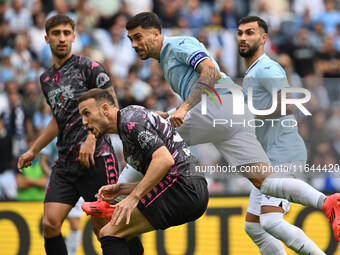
[1,0,340,200]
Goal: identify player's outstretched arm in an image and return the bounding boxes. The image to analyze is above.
[170,58,221,127]
[17,115,58,171]
[111,146,174,225]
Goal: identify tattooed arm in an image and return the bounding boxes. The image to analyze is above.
[169,58,222,127]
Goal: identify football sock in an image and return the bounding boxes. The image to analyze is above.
[244,221,286,255]
[127,236,144,255]
[100,236,129,255]
[260,213,325,255]
[260,175,327,209]
[65,230,82,255]
[44,234,67,255]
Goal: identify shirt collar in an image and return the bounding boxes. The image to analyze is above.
[245,53,266,74]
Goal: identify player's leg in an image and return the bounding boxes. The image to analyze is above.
[245,186,286,255]
[44,162,81,255]
[99,175,208,255]
[259,162,325,254]
[99,207,154,255]
[259,173,340,241]
[211,121,339,242]
[77,153,118,235]
[43,202,73,255]
[65,197,84,255]
[78,153,145,254]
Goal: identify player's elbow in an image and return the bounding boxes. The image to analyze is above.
[163,153,175,170]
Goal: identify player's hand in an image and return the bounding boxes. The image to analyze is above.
[99,184,120,202]
[111,196,139,225]
[17,150,36,172]
[155,111,169,119]
[79,134,96,168]
[169,108,187,127]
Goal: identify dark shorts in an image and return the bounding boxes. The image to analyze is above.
[137,175,208,230]
[45,153,119,206]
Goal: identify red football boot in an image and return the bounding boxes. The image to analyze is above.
[323,193,340,242]
[81,200,115,220]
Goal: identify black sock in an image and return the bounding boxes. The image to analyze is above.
[44,234,67,255]
[100,236,129,255]
[127,236,144,255]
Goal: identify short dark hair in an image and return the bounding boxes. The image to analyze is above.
[126,12,162,33]
[45,14,75,35]
[238,16,268,34]
[78,88,117,108]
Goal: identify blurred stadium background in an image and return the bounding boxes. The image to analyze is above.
[1,0,340,254]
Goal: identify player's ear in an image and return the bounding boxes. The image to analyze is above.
[261,33,268,45]
[45,35,49,43]
[153,28,160,37]
[101,103,109,116]
[72,33,75,42]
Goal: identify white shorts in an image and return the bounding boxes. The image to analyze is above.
[67,197,84,218]
[247,161,306,216]
[176,94,270,167]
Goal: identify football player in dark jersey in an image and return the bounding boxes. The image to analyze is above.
[78,88,208,254]
[17,15,142,255]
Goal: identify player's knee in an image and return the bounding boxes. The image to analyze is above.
[98,224,123,239]
[260,212,283,232]
[42,217,62,236]
[244,221,263,237]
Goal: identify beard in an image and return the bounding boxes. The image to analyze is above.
[95,118,110,139]
[239,43,260,58]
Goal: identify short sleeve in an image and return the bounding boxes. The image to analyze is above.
[86,59,112,89]
[125,117,164,160]
[259,65,289,93]
[173,38,209,70]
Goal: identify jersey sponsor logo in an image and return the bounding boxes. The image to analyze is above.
[138,130,155,149]
[189,51,209,69]
[47,85,75,107]
[96,73,110,88]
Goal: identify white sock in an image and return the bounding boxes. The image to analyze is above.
[66,230,82,255]
[115,164,143,203]
[260,213,325,255]
[260,175,327,209]
[244,221,286,255]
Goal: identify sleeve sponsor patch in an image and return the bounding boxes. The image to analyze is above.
[96,73,110,88]
[189,51,209,70]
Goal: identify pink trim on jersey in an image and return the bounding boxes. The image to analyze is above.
[45,185,50,196]
[145,176,177,208]
[105,153,118,184]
